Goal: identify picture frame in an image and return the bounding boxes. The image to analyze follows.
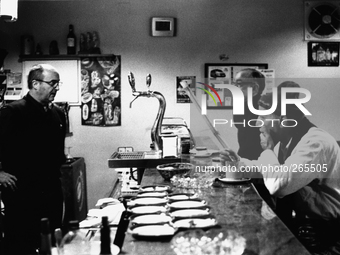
[308,42,339,67]
[80,55,121,126]
[204,63,268,109]
[176,76,196,103]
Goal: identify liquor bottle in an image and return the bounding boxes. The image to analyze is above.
[79,33,86,54]
[100,216,111,255]
[67,24,76,55]
[40,218,52,255]
[35,43,43,55]
[92,31,101,54]
[113,210,130,249]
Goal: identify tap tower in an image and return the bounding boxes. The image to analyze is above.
[128,72,166,151]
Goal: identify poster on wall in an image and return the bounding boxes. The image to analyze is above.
[80,55,121,126]
[308,42,339,67]
[176,76,196,103]
[204,63,268,109]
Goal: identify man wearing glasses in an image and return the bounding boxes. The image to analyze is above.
[232,69,277,209]
[0,64,66,254]
[233,68,265,160]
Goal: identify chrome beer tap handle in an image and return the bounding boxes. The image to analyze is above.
[146,74,152,91]
[128,72,136,92]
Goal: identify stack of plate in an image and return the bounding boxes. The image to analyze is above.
[127,185,218,240]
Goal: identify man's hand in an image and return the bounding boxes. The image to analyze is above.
[0,171,17,190]
[219,148,240,163]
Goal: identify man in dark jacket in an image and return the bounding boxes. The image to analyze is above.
[0,64,66,254]
[232,68,275,207]
[233,68,265,160]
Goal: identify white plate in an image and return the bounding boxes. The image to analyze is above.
[137,191,168,198]
[217,178,251,184]
[173,218,217,229]
[168,193,198,201]
[128,197,168,206]
[139,185,170,192]
[170,209,210,218]
[129,205,167,215]
[169,200,206,209]
[194,152,212,158]
[131,214,172,225]
[131,224,176,237]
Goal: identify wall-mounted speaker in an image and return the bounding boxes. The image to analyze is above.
[305,1,340,40]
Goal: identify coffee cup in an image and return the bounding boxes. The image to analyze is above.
[219,159,244,180]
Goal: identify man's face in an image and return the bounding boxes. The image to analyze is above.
[35,70,60,105]
[234,72,258,99]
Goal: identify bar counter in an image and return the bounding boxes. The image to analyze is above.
[120,168,311,255]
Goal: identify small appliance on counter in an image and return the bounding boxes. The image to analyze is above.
[161,117,195,155]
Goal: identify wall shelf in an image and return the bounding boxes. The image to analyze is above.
[19,54,116,62]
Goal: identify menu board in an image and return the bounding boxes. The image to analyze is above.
[80,55,121,126]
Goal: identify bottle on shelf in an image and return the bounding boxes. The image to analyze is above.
[100,216,111,255]
[79,33,86,54]
[92,31,101,54]
[49,40,59,55]
[60,220,91,255]
[35,43,43,55]
[86,32,93,53]
[67,24,76,55]
[40,218,52,255]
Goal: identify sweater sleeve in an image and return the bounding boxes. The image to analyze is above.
[245,128,338,198]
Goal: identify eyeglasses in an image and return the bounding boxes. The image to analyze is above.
[34,79,62,88]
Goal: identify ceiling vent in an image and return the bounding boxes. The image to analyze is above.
[305,1,340,40]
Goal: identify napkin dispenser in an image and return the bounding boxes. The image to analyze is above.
[162,135,181,158]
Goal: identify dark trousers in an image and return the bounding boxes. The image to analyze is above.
[2,180,63,255]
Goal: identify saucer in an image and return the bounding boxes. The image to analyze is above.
[217,178,251,184]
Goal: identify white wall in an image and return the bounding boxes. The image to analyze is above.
[1,0,340,208]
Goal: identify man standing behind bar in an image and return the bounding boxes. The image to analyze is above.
[233,68,265,160]
[232,69,275,207]
[221,82,340,254]
[0,64,66,254]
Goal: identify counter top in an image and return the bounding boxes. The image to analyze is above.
[120,168,310,255]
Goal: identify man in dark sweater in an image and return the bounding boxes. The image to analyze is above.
[0,64,66,254]
[233,68,265,160]
[232,69,274,207]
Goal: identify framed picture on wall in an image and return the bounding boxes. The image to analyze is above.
[80,55,121,126]
[308,42,339,67]
[176,76,196,103]
[204,63,268,109]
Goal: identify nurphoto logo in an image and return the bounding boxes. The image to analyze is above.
[197,82,312,127]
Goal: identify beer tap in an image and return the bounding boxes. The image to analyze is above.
[146,74,152,91]
[128,72,136,93]
[129,72,166,151]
